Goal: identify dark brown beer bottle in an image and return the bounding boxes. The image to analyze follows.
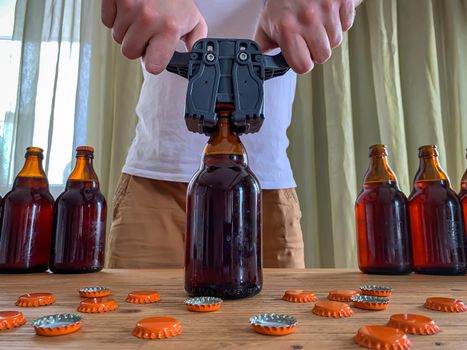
[460,148,467,238]
[185,106,262,299]
[355,145,412,274]
[0,147,54,273]
[409,145,466,275]
[50,146,106,273]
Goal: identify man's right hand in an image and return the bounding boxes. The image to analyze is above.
[101,0,207,74]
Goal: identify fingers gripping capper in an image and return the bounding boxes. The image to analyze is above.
[166,38,290,135]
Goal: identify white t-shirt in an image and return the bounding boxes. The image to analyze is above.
[123,0,297,189]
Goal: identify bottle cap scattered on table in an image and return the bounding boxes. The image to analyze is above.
[386,314,440,335]
[354,325,411,350]
[0,311,26,330]
[77,297,119,313]
[126,290,161,304]
[312,301,353,318]
[351,295,389,310]
[132,317,183,339]
[15,293,56,307]
[282,290,317,303]
[249,313,297,336]
[327,290,360,302]
[185,296,222,312]
[424,297,467,312]
[79,286,111,298]
[32,313,82,336]
[360,285,392,297]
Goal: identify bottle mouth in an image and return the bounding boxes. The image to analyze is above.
[368,144,388,157]
[25,146,44,158]
[76,145,95,158]
[76,146,94,153]
[418,145,439,157]
[26,146,44,153]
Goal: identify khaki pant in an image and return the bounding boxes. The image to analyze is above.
[108,174,305,268]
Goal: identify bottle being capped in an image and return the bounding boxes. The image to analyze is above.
[409,145,466,275]
[0,147,54,273]
[185,105,262,299]
[50,146,107,273]
[355,144,412,275]
[460,148,467,241]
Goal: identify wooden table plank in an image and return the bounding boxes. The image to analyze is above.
[1,269,466,349]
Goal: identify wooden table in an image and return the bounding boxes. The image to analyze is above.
[1,269,466,349]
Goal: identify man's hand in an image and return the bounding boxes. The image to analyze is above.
[255,0,360,74]
[101,0,207,74]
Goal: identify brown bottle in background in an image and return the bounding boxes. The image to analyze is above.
[409,145,466,275]
[0,147,54,273]
[355,145,412,274]
[460,148,467,239]
[185,106,262,299]
[50,146,107,273]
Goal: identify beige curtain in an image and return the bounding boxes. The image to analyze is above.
[289,0,467,267]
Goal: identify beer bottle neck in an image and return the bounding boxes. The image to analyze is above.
[363,145,398,187]
[14,147,48,189]
[67,151,99,188]
[364,155,398,186]
[203,110,246,159]
[17,155,47,179]
[414,153,450,185]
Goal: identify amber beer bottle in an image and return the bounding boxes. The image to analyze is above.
[355,145,412,274]
[409,145,466,275]
[0,147,54,272]
[460,148,467,237]
[50,146,107,273]
[185,107,262,299]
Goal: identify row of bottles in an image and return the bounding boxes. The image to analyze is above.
[356,144,467,275]
[0,146,106,274]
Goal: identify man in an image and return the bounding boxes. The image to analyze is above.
[102,0,361,269]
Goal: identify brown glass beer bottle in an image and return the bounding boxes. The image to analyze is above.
[460,148,467,238]
[0,147,54,273]
[185,106,262,298]
[409,145,466,275]
[355,145,412,274]
[50,146,107,273]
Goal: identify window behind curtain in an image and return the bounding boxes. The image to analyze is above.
[0,0,85,197]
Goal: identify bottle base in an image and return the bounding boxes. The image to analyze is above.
[50,266,103,274]
[185,284,262,299]
[360,266,412,275]
[414,267,466,275]
[0,265,48,273]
